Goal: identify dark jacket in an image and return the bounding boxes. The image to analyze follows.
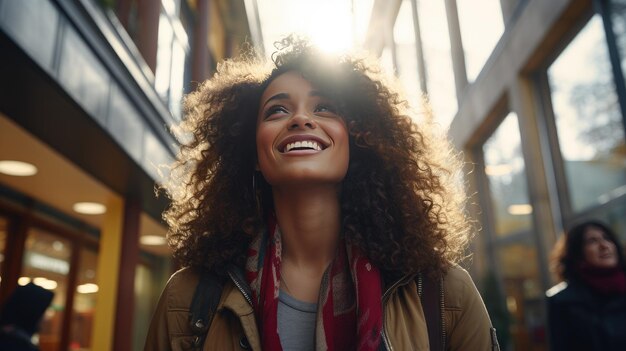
[546,280,626,351]
[0,326,38,351]
[0,283,53,351]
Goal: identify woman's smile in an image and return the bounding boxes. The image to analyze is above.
[278,134,328,154]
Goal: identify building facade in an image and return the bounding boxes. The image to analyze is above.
[0,0,253,350]
[365,0,625,350]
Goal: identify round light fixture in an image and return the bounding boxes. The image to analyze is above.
[77,283,99,294]
[0,160,37,176]
[73,202,107,215]
[140,235,167,246]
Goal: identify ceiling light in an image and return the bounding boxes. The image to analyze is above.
[507,204,533,215]
[0,160,37,176]
[18,277,31,286]
[33,277,58,290]
[73,202,107,215]
[77,283,99,294]
[140,235,167,246]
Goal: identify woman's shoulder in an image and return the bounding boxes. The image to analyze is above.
[442,265,483,308]
[443,265,477,292]
[160,267,201,309]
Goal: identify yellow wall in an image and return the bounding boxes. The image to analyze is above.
[91,196,124,351]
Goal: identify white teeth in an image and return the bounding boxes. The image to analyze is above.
[284,140,323,152]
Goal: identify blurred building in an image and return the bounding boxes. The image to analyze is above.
[0,0,253,350]
[364,0,626,350]
[2,0,625,351]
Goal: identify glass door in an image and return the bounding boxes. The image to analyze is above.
[20,227,72,351]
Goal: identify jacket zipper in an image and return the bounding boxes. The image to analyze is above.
[227,270,253,306]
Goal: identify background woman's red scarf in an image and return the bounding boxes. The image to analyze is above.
[245,216,383,351]
[578,265,626,295]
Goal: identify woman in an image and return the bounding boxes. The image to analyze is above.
[145,37,498,350]
[547,220,626,351]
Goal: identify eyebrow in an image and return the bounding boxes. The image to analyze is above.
[262,93,289,109]
[261,90,329,109]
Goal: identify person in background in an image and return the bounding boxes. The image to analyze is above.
[546,220,626,351]
[144,36,499,350]
[0,282,54,351]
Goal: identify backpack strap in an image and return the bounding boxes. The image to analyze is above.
[419,273,445,351]
[188,271,224,350]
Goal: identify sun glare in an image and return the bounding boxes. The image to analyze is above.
[258,0,357,55]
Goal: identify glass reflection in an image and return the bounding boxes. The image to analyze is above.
[22,228,72,351]
[70,248,98,351]
[498,240,547,351]
[483,112,533,237]
[548,14,626,213]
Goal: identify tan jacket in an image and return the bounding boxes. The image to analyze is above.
[144,265,498,351]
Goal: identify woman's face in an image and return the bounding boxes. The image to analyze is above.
[582,226,619,268]
[256,71,349,187]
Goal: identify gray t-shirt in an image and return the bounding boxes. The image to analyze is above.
[277,289,317,351]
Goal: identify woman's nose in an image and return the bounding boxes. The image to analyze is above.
[288,113,316,130]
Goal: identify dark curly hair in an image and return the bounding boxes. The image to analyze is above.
[163,37,472,278]
[550,220,626,282]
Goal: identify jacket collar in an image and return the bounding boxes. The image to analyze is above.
[226,264,253,306]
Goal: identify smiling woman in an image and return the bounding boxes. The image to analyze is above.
[144,36,499,351]
[547,220,626,351]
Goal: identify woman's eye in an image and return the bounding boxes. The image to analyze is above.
[264,105,288,118]
[315,103,337,114]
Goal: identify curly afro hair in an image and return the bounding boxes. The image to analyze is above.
[163,36,473,278]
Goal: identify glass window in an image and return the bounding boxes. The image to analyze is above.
[21,228,72,351]
[497,239,546,350]
[482,112,546,350]
[133,263,155,351]
[483,112,533,237]
[418,0,457,128]
[456,0,504,82]
[610,0,626,80]
[155,8,189,121]
[169,40,186,119]
[69,247,98,351]
[547,15,626,213]
[155,12,173,99]
[394,0,423,114]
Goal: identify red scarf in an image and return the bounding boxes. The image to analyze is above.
[245,216,383,351]
[578,265,626,295]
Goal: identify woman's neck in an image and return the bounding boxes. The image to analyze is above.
[272,184,341,270]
